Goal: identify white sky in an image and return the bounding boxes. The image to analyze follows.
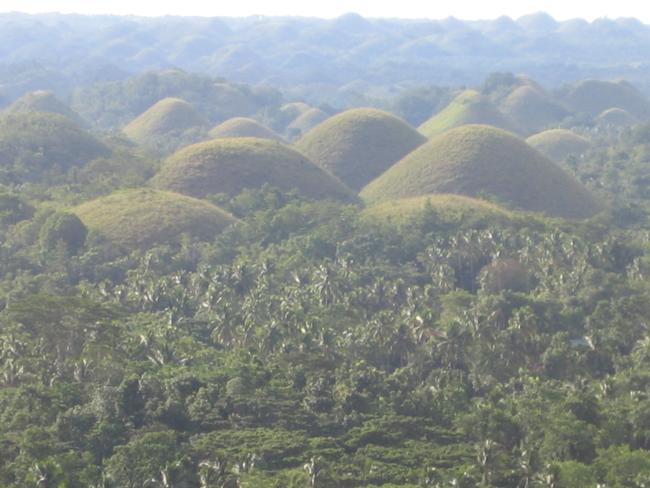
[2,0,650,22]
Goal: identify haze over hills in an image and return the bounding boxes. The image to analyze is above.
[3,12,650,103]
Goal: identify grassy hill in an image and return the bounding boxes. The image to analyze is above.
[362,193,515,227]
[153,137,357,201]
[596,107,640,127]
[209,117,284,142]
[123,97,208,144]
[287,108,329,138]
[0,112,110,182]
[418,90,519,138]
[559,80,650,119]
[500,85,568,134]
[73,188,237,248]
[526,129,592,161]
[280,102,312,120]
[295,108,426,190]
[6,90,87,126]
[360,124,602,219]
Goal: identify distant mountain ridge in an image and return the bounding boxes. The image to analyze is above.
[2,11,650,100]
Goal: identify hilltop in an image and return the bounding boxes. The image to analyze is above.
[122,97,208,146]
[418,90,519,138]
[526,129,592,161]
[596,107,639,127]
[209,117,284,142]
[360,124,602,219]
[73,188,237,249]
[153,137,356,201]
[295,108,426,190]
[5,90,87,126]
[500,85,568,134]
[286,108,330,139]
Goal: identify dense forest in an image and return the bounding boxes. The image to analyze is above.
[4,10,650,488]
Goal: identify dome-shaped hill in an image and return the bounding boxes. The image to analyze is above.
[560,80,650,119]
[295,108,426,190]
[501,86,568,134]
[596,107,639,127]
[280,102,312,120]
[209,117,283,142]
[526,129,591,161]
[418,90,519,138]
[360,125,602,220]
[73,188,237,249]
[362,194,514,226]
[287,108,329,138]
[0,112,109,181]
[153,137,356,201]
[6,90,86,126]
[123,97,208,144]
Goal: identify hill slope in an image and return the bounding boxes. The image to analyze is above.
[287,108,329,138]
[362,193,515,226]
[209,117,283,142]
[74,188,237,248]
[418,90,519,138]
[295,108,426,190]
[559,80,650,119]
[500,86,568,134]
[0,112,109,182]
[360,124,601,219]
[123,97,208,144]
[6,90,86,126]
[596,107,639,127]
[153,137,356,201]
[526,129,592,161]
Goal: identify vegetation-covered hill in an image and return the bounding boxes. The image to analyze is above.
[361,124,602,219]
[153,137,357,201]
[5,90,86,126]
[418,90,519,138]
[526,129,592,162]
[500,85,568,134]
[286,107,329,138]
[209,117,283,142]
[74,188,237,248]
[296,108,426,190]
[559,79,650,119]
[596,107,639,127]
[123,97,208,145]
[0,112,110,183]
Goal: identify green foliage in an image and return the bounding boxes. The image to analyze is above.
[39,211,87,255]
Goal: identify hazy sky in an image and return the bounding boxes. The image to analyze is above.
[3,0,650,22]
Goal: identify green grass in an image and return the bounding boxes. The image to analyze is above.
[418,90,519,138]
[123,97,208,143]
[209,117,284,142]
[73,188,237,248]
[361,193,516,226]
[500,85,568,135]
[153,137,357,201]
[280,102,312,119]
[526,129,592,161]
[360,124,602,220]
[295,108,426,190]
[560,80,650,119]
[0,112,110,179]
[6,90,87,126]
